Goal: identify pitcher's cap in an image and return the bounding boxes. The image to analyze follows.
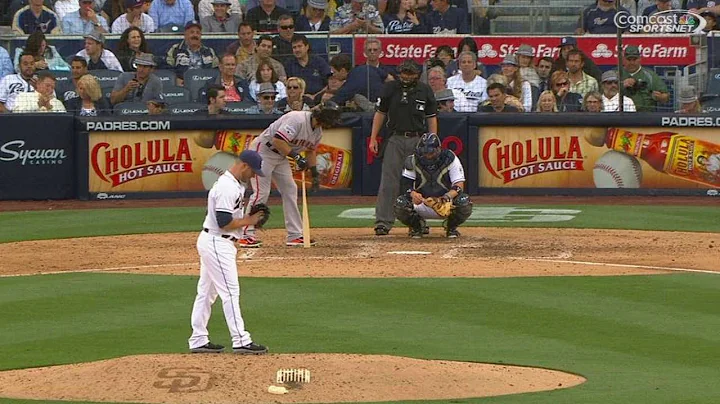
[239,150,265,177]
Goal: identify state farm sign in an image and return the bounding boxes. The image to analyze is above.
[354,35,696,66]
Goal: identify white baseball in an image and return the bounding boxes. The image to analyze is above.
[202,152,236,190]
[593,150,643,188]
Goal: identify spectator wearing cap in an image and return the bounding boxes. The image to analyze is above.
[330,0,384,34]
[111,0,156,33]
[201,0,241,32]
[600,70,636,112]
[110,52,163,104]
[479,82,519,112]
[296,0,331,31]
[553,37,602,83]
[198,0,242,19]
[62,0,110,34]
[13,70,66,113]
[200,53,252,103]
[620,45,668,112]
[550,71,582,112]
[166,22,220,85]
[65,74,112,116]
[236,35,288,82]
[566,49,597,99]
[435,88,455,112]
[383,0,428,34]
[426,0,468,34]
[76,32,124,71]
[283,33,330,96]
[515,44,540,88]
[446,51,488,112]
[147,95,168,114]
[245,82,284,114]
[273,14,296,62]
[12,0,61,34]
[428,66,468,112]
[226,23,257,65]
[499,55,533,112]
[149,0,195,31]
[675,86,703,114]
[577,0,629,34]
[245,0,290,32]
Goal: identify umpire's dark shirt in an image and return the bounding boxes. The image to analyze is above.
[376,80,437,133]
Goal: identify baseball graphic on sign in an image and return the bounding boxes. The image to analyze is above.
[593,150,643,188]
[202,152,236,190]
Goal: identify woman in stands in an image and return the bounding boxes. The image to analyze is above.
[500,54,532,112]
[550,70,583,112]
[582,91,604,112]
[277,77,312,112]
[66,74,112,116]
[249,60,287,102]
[536,90,558,113]
[383,0,428,33]
[12,31,70,73]
[116,27,150,72]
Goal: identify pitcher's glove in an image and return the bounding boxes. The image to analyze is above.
[249,203,271,228]
[425,196,453,218]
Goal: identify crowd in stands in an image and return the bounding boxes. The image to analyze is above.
[0,0,711,115]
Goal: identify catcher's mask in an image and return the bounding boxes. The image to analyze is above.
[312,100,342,128]
[415,133,441,166]
[398,59,420,89]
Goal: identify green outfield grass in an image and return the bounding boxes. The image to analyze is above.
[1,204,719,404]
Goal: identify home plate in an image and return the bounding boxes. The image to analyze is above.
[387,251,432,255]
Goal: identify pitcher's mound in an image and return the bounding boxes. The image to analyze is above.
[0,353,585,403]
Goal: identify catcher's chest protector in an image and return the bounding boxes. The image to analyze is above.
[413,150,455,197]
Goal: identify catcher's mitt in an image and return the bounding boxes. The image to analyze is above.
[425,197,453,218]
[249,203,271,228]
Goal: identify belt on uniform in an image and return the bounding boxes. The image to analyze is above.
[394,131,422,137]
[203,228,238,242]
[265,141,281,155]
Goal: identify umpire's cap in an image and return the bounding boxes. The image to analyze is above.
[398,59,421,75]
[312,100,342,127]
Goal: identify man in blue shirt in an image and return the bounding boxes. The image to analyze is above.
[283,33,330,96]
[0,46,13,80]
[150,0,195,31]
[579,0,628,34]
[426,0,468,34]
[330,54,387,108]
[11,0,61,34]
[62,0,109,34]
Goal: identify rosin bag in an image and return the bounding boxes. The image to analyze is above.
[605,128,720,187]
[291,144,353,189]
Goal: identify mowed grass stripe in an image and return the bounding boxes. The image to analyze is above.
[1,204,720,243]
[1,274,719,404]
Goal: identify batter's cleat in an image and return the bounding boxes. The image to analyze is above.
[238,237,262,248]
[408,227,423,239]
[286,237,317,246]
[233,342,268,355]
[374,225,390,236]
[190,342,225,353]
[446,228,460,238]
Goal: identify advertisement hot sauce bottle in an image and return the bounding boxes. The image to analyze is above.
[605,128,720,187]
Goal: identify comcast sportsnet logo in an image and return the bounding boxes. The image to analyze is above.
[614,9,706,33]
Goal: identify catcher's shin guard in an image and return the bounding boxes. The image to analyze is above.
[447,193,473,228]
[394,194,424,229]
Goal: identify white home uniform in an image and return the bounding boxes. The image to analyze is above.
[0,74,34,111]
[244,111,322,242]
[401,154,466,219]
[189,171,254,350]
[446,74,488,112]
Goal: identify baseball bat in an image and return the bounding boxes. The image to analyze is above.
[301,171,311,248]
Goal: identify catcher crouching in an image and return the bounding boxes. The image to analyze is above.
[394,133,472,238]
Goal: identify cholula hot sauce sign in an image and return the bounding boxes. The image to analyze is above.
[91,138,194,186]
[482,135,585,183]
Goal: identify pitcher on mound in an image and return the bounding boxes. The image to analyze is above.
[240,102,342,247]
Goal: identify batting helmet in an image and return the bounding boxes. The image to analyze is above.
[312,100,342,128]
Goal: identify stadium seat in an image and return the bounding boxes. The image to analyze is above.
[183,68,219,102]
[100,82,115,101]
[223,101,255,114]
[91,69,122,87]
[169,102,205,115]
[704,68,720,97]
[153,69,177,86]
[160,85,191,104]
[114,102,149,115]
[50,70,72,84]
